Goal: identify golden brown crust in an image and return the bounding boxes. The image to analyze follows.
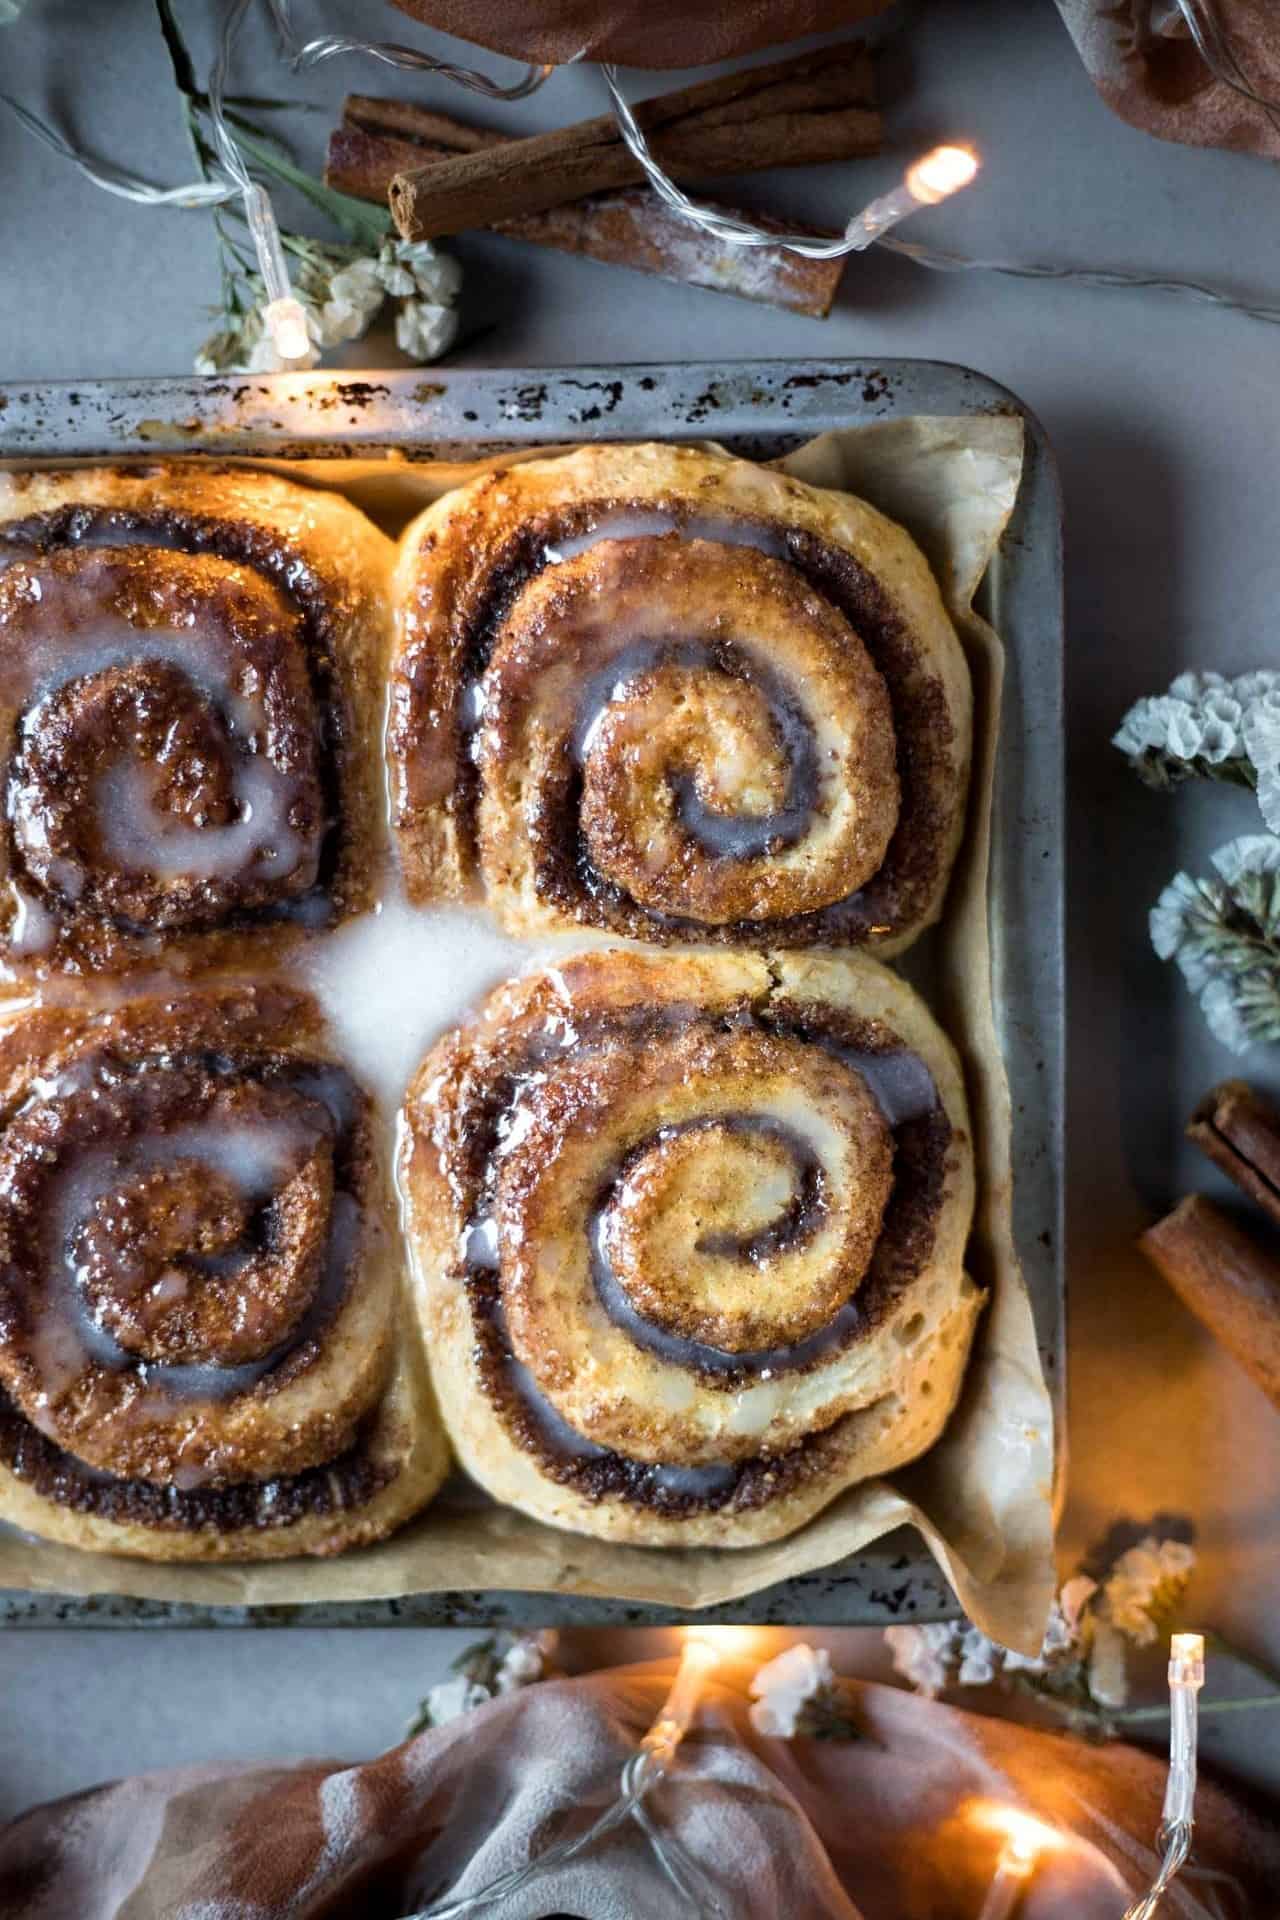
[0,464,395,983]
[401,945,981,1548]
[0,982,448,1560]
[389,443,972,955]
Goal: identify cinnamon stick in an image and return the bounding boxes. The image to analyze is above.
[330,100,847,319]
[1188,1080,1280,1230]
[388,43,879,242]
[1140,1194,1280,1410]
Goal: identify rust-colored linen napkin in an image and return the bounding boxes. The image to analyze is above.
[386,0,892,68]
[1054,2,1280,157]
[2,1661,1276,1917]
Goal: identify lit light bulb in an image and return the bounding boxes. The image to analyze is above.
[262,296,313,364]
[845,144,981,251]
[905,144,980,206]
[969,1803,1061,1920]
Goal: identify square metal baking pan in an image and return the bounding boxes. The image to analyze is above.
[0,360,1062,1628]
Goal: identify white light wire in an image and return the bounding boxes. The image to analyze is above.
[0,92,234,206]
[602,19,1280,329]
[401,1643,727,1919]
[8,0,1280,338]
[262,0,553,100]
[1121,1635,1205,1920]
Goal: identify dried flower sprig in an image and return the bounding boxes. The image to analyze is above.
[747,1644,862,1741]
[885,1534,1199,1731]
[1150,834,1280,1052]
[3,0,461,370]
[407,1631,554,1737]
[1114,670,1280,831]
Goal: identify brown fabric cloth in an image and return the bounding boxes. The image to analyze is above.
[2,1660,1277,1918]
[1054,2,1280,158]
[387,0,893,69]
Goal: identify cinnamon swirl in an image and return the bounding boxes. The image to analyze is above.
[0,983,447,1559]
[0,465,393,979]
[389,443,971,954]
[401,946,980,1548]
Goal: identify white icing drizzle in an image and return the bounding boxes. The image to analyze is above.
[93,756,309,886]
[542,511,791,567]
[0,554,320,912]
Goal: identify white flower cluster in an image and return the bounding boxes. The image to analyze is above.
[884,1537,1195,1717]
[884,1575,1095,1701]
[414,1631,550,1731]
[195,236,462,375]
[747,1642,834,1737]
[1151,833,1280,1052]
[1100,1536,1195,1646]
[1114,669,1280,831]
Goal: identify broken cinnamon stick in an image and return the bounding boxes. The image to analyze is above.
[388,42,879,242]
[1140,1194,1280,1410]
[1188,1080,1280,1231]
[330,99,847,318]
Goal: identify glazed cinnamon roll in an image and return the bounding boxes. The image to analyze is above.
[401,946,980,1548]
[389,443,971,954]
[0,465,393,980]
[0,983,447,1559]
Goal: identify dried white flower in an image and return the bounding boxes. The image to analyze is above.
[1242,693,1280,832]
[1164,703,1204,759]
[884,1622,961,1699]
[1168,670,1228,701]
[421,1674,490,1725]
[494,1637,547,1694]
[1115,669,1277,806]
[316,256,385,345]
[377,236,463,305]
[1150,835,1280,1051]
[748,1643,834,1736]
[1101,1536,1196,1647]
[956,1627,1001,1687]
[1112,698,1174,758]
[396,297,459,363]
[1213,832,1280,888]
[1236,671,1280,701]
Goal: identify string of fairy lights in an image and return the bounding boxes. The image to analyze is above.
[396,1627,1209,1918]
[8,0,1280,358]
[0,3,1266,1910]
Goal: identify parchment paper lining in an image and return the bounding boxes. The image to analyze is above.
[0,417,1056,1651]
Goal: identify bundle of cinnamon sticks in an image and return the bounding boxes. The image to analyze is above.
[326,42,882,317]
[1141,1080,1280,1410]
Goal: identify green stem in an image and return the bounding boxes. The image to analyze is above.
[1115,1695,1280,1725]
[230,124,391,248]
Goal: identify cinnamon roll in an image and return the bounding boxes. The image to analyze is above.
[401,946,980,1548]
[389,443,971,954]
[0,983,447,1559]
[0,465,394,979]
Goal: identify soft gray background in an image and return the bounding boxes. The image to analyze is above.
[3,0,1280,1819]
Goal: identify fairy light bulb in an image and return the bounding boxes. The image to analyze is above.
[644,1634,722,1760]
[845,144,982,250]
[970,1804,1061,1920]
[1121,1633,1206,1920]
[1162,1633,1205,1835]
[261,297,312,362]
[905,144,980,205]
[241,181,313,365]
